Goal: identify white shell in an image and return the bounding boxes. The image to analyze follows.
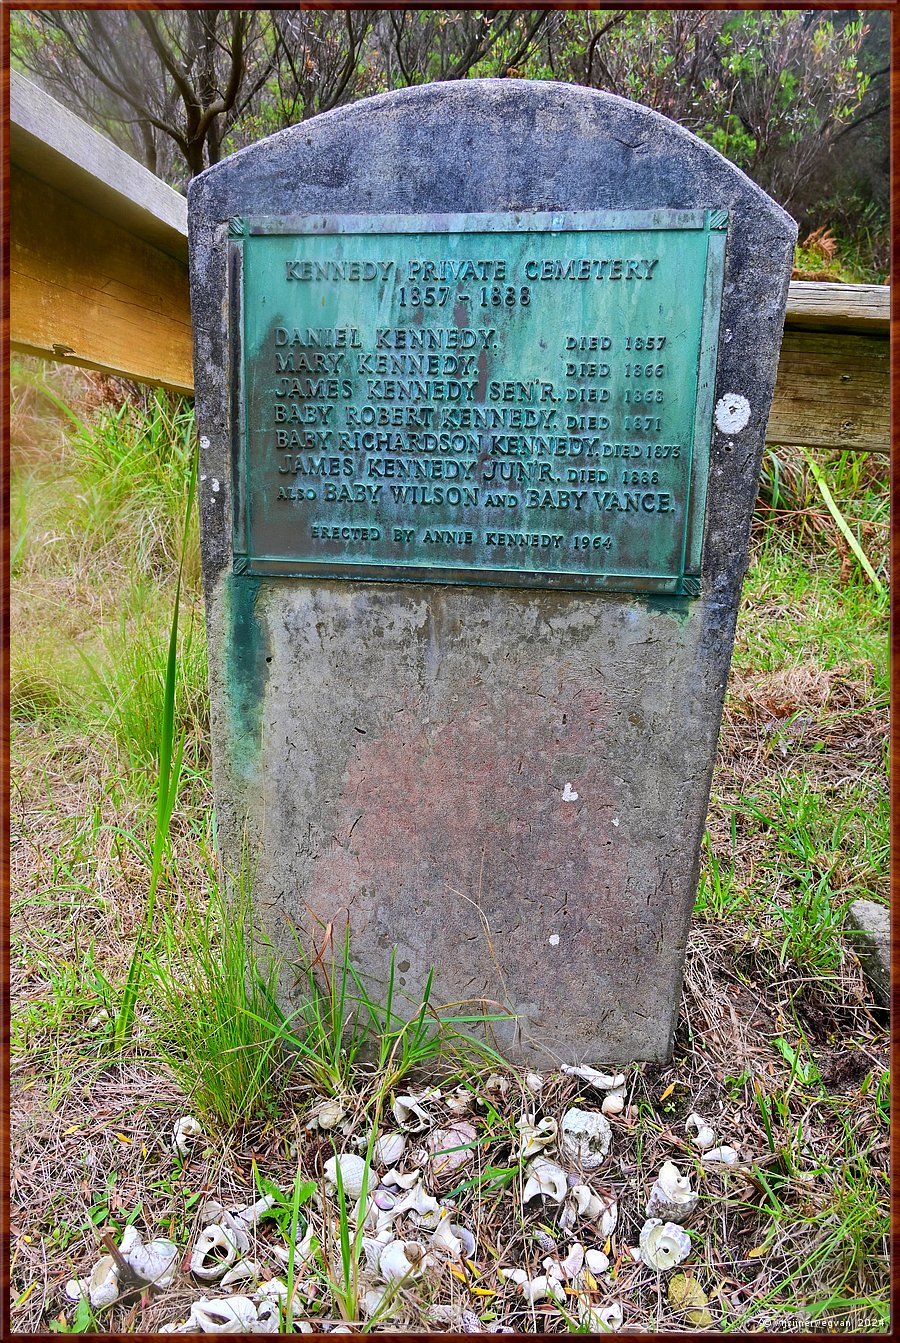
[561,1065,625,1091]
[65,1278,90,1303]
[431,1212,465,1259]
[254,1298,281,1333]
[117,1226,179,1288]
[638,1219,692,1271]
[584,1247,610,1275]
[560,1107,612,1169]
[525,1071,544,1093]
[361,1284,395,1319]
[378,1239,428,1283]
[599,1196,619,1240]
[646,1161,698,1223]
[445,1087,474,1115]
[581,1302,623,1331]
[571,1183,602,1219]
[380,1166,421,1190]
[391,1182,442,1229]
[516,1115,558,1158]
[235,1194,277,1228]
[185,1294,259,1332]
[254,1280,288,1303]
[310,1099,346,1130]
[601,1088,626,1116]
[522,1155,569,1203]
[392,1091,437,1131]
[220,1260,262,1288]
[173,1115,202,1157]
[373,1132,406,1167]
[515,1272,565,1305]
[702,1145,739,1166]
[190,1225,238,1280]
[88,1255,119,1308]
[324,1153,369,1200]
[685,1113,716,1151]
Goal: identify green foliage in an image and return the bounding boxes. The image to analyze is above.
[146,864,290,1127]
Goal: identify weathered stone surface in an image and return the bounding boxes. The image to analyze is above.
[845,899,890,1007]
[189,81,796,1064]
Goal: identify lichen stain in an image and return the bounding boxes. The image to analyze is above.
[223,574,271,783]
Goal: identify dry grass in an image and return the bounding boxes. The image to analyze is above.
[9,366,889,1333]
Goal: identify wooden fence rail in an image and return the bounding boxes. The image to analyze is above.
[9,71,890,454]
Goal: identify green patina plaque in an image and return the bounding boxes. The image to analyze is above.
[230,210,726,594]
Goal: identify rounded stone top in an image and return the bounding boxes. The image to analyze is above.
[189,78,795,242]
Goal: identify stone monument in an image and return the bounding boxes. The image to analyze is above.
[189,81,796,1064]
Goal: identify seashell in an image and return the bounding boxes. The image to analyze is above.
[547,1241,584,1281]
[572,1183,601,1218]
[525,1072,544,1094]
[190,1225,238,1280]
[373,1188,397,1212]
[585,1247,610,1275]
[234,1194,277,1228]
[685,1113,716,1151]
[392,1091,437,1131]
[378,1239,428,1283]
[445,1087,474,1115]
[702,1145,739,1166]
[431,1212,465,1259]
[254,1297,281,1333]
[428,1305,457,1324]
[560,1107,612,1170]
[601,1088,626,1116]
[391,1182,443,1229]
[173,1115,202,1158]
[646,1161,698,1223]
[87,1008,110,1029]
[599,1195,618,1240]
[217,1211,251,1256]
[65,1278,90,1302]
[88,1255,120,1308]
[361,1284,395,1320]
[485,1073,510,1097]
[516,1115,558,1158]
[668,1271,713,1326]
[516,1272,565,1305]
[581,1302,624,1331]
[220,1260,262,1288]
[380,1166,421,1190]
[324,1153,369,1200]
[638,1219,692,1271]
[373,1132,406,1167]
[185,1295,259,1332]
[198,1198,226,1225]
[310,1099,346,1131]
[427,1121,476,1184]
[561,1065,625,1092]
[254,1279,288,1303]
[117,1225,178,1289]
[360,1236,385,1273]
[522,1156,568,1204]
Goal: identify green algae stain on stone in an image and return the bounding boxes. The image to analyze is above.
[222,574,271,781]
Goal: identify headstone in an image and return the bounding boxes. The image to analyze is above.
[189,81,796,1064]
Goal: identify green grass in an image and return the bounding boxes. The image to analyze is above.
[9,366,889,1333]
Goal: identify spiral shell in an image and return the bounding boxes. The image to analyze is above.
[638,1219,692,1271]
[560,1107,612,1170]
[645,1160,698,1223]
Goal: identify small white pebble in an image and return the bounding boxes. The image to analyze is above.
[548,934,560,947]
[562,783,579,802]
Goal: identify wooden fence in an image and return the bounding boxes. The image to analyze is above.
[9,70,890,454]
